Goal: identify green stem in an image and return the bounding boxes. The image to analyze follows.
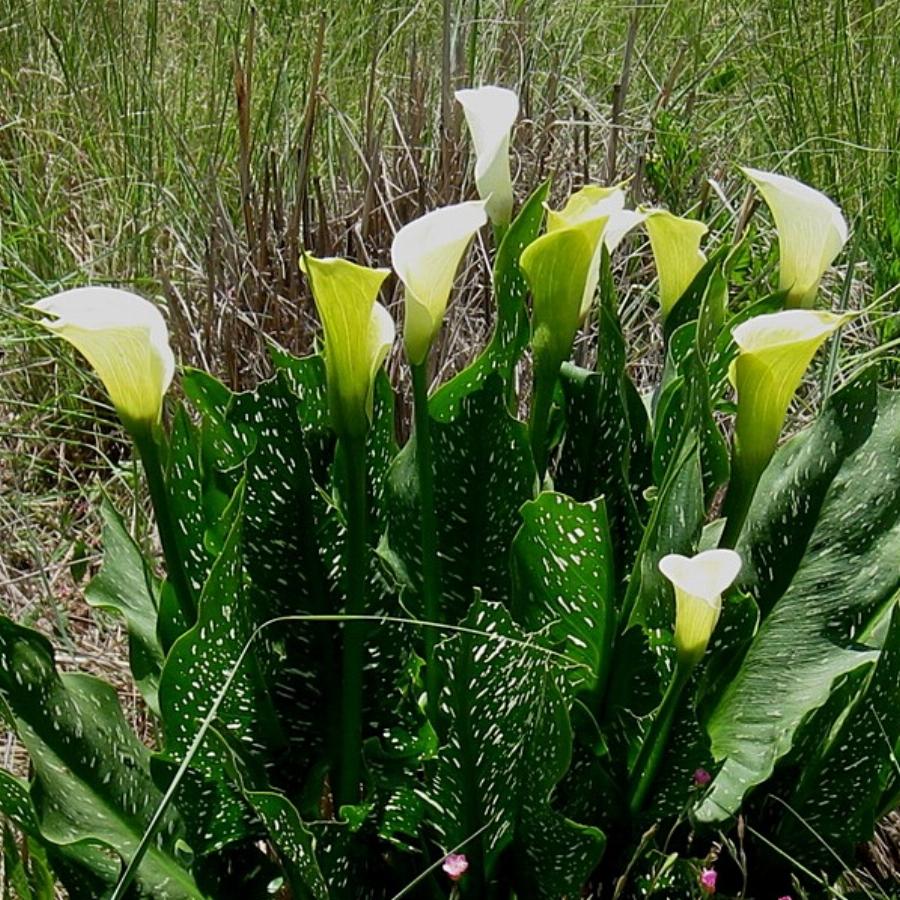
[337,434,368,807]
[133,426,195,624]
[719,445,765,549]
[627,662,693,816]
[412,362,442,725]
[529,365,557,481]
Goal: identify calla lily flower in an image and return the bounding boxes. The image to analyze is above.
[302,255,394,438]
[642,210,708,319]
[520,214,608,377]
[546,185,642,319]
[720,309,847,546]
[392,200,488,365]
[730,309,847,473]
[742,167,848,308]
[659,549,742,667]
[30,287,175,433]
[455,86,518,228]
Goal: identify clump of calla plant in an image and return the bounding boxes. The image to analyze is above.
[8,84,899,900]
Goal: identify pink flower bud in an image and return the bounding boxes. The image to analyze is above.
[693,768,712,787]
[442,853,468,882]
[699,867,717,894]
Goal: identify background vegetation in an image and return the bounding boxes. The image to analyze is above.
[2,0,899,888]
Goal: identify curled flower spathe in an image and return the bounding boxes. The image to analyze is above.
[520,213,607,380]
[659,549,742,668]
[30,287,175,434]
[729,309,847,472]
[642,209,708,319]
[455,86,518,228]
[392,200,488,365]
[302,255,394,439]
[546,184,642,319]
[742,167,848,308]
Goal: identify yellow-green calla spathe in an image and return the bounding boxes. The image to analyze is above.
[729,309,848,473]
[642,209,708,319]
[545,184,642,319]
[391,200,488,366]
[455,86,518,228]
[302,255,395,438]
[659,549,742,668]
[520,215,607,378]
[742,167,848,309]
[30,287,175,433]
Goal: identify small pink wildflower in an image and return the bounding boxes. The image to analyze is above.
[442,853,468,882]
[693,768,712,787]
[699,867,717,894]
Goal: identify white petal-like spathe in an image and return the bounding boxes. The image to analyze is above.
[659,549,743,602]
[731,308,846,354]
[604,208,646,252]
[659,549,742,667]
[742,166,848,308]
[31,287,175,430]
[456,86,519,227]
[392,200,488,364]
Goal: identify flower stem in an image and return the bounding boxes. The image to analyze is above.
[627,662,693,816]
[133,426,195,625]
[719,446,764,549]
[412,362,443,724]
[529,365,556,481]
[337,434,369,807]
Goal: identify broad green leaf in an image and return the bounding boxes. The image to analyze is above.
[0,620,202,898]
[697,377,900,823]
[429,181,549,420]
[385,373,536,624]
[84,497,163,711]
[510,668,606,899]
[512,492,614,695]
[778,601,900,868]
[156,484,281,854]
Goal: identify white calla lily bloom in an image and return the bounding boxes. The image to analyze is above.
[392,200,488,365]
[659,549,742,667]
[31,287,175,432]
[455,86,519,227]
[742,167,848,308]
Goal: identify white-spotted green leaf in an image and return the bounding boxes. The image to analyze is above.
[385,373,536,624]
[777,602,900,869]
[425,599,554,892]
[512,492,615,695]
[510,667,606,899]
